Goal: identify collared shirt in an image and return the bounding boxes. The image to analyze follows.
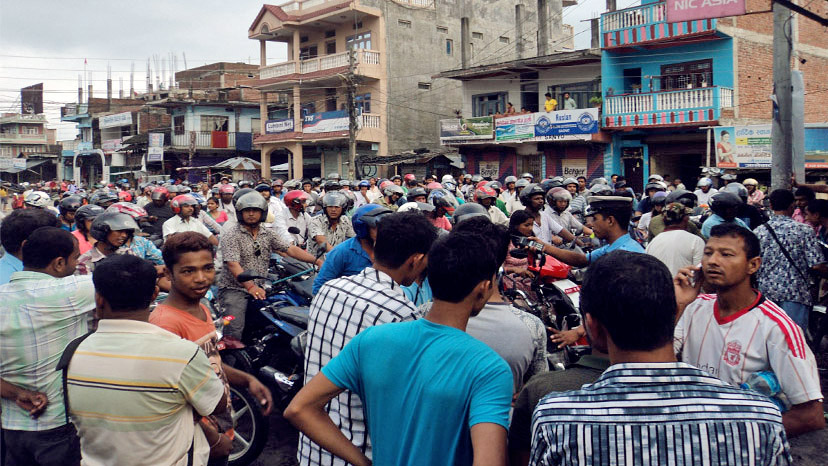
[0,272,95,430]
[533,210,564,244]
[163,215,213,239]
[499,190,522,214]
[586,233,644,263]
[217,223,290,291]
[694,187,719,206]
[748,189,765,207]
[67,319,224,466]
[307,214,354,259]
[701,213,749,238]
[487,204,509,226]
[312,236,372,295]
[72,229,94,255]
[300,267,421,466]
[285,210,312,247]
[755,214,824,306]
[530,362,792,466]
[127,235,164,265]
[75,244,138,276]
[545,208,584,235]
[0,252,23,285]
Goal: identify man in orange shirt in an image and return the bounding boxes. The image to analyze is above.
[150,232,272,465]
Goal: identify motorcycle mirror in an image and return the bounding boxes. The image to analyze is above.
[237,271,268,282]
[287,226,301,234]
[509,249,528,260]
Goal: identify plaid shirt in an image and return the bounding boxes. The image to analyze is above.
[217,223,291,291]
[530,362,792,466]
[307,215,354,259]
[0,272,95,430]
[75,245,138,276]
[300,267,420,466]
[755,214,824,306]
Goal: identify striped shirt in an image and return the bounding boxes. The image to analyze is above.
[0,271,95,431]
[530,362,792,466]
[66,319,225,466]
[300,267,420,466]
[674,293,822,405]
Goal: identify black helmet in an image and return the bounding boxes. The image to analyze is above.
[321,191,348,209]
[710,192,742,218]
[89,212,139,242]
[323,180,341,192]
[90,191,119,207]
[540,178,562,193]
[254,184,271,192]
[234,191,268,224]
[722,182,748,202]
[59,196,82,215]
[588,184,614,197]
[406,187,427,202]
[452,202,490,225]
[666,189,697,208]
[232,187,256,205]
[74,204,105,232]
[519,183,546,206]
[327,172,341,181]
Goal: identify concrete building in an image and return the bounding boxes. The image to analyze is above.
[248,0,573,179]
[599,0,828,191]
[0,113,61,182]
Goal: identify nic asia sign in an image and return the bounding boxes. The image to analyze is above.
[666,0,745,22]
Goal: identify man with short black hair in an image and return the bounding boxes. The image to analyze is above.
[675,223,824,437]
[531,251,792,465]
[287,228,512,466]
[297,212,438,466]
[0,227,89,466]
[0,209,61,284]
[65,254,227,466]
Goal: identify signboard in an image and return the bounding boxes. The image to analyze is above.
[303,110,349,134]
[439,117,493,143]
[13,159,26,169]
[99,111,133,129]
[479,161,500,179]
[102,138,124,153]
[21,83,43,115]
[147,132,164,162]
[714,125,772,168]
[666,0,746,22]
[562,159,588,178]
[77,141,93,151]
[495,114,534,142]
[533,108,599,139]
[265,118,294,134]
[805,127,828,169]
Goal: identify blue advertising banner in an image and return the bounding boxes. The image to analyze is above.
[303,110,349,134]
[533,108,599,139]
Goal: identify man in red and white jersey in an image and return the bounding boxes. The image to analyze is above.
[674,223,824,437]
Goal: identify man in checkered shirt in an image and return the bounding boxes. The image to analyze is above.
[298,212,437,465]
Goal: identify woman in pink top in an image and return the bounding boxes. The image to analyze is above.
[71,204,104,254]
[207,196,228,224]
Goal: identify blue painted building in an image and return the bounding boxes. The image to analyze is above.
[599,0,735,191]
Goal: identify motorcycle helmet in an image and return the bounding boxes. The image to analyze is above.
[442,181,457,192]
[406,187,428,202]
[520,172,534,181]
[284,190,309,209]
[665,188,697,208]
[106,202,148,220]
[504,175,518,185]
[234,191,269,224]
[232,188,255,205]
[428,188,459,214]
[352,205,393,239]
[382,184,405,200]
[341,190,356,211]
[25,191,52,209]
[254,183,271,193]
[710,192,742,218]
[452,202,490,225]
[323,179,341,192]
[651,191,669,207]
[590,177,608,187]
[357,180,370,189]
[151,186,170,201]
[588,183,614,197]
[425,182,443,192]
[74,204,105,232]
[742,178,759,187]
[404,173,417,183]
[321,191,348,210]
[219,184,235,195]
[89,212,139,242]
[471,175,483,184]
[644,181,667,192]
[722,182,748,202]
[486,181,502,193]
[547,187,572,205]
[648,174,664,183]
[515,178,530,192]
[59,196,82,215]
[441,174,455,184]
[562,177,579,189]
[190,193,207,207]
[519,184,546,206]
[327,172,341,181]
[170,194,199,214]
[697,177,713,188]
[474,186,497,203]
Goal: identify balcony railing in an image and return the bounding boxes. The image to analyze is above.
[603,86,733,128]
[280,0,432,11]
[171,131,238,149]
[261,50,381,80]
[0,114,47,124]
[601,2,717,48]
[361,113,381,129]
[0,132,48,142]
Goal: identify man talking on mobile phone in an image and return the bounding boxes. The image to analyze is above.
[673,223,824,437]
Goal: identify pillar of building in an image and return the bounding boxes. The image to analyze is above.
[292,30,301,73]
[259,40,267,67]
[292,142,304,180]
[261,145,271,180]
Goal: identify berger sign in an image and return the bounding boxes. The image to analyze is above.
[666,0,746,22]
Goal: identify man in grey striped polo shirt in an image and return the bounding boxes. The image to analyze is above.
[530,251,791,466]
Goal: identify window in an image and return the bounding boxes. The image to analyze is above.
[660,59,713,91]
[201,115,228,132]
[346,32,372,50]
[446,39,453,55]
[300,46,318,60]
[547,80,601,110]
[325,88,338,112]
[173,115,185,135]
[325,30,336,38]
[418,82,432,90]
[356,93,371,114]
[398,19,412,28]
[472,92,506,117]
[472,32,483,40]
[499,36,510,43]
[251,118,261,135]
[326,41,336,55]
[300,35,308,43]
[437,26,448,34]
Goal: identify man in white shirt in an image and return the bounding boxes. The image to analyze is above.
[693,177,718,207]
[283,190,312,248]
[163,195,218,245]
[521,185,574,245]
[646,202,704,276]
[254,184,293,245]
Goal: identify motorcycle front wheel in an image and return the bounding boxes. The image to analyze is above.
[228,385,269,466]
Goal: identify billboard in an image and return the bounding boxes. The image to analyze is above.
[147,132,164,162]
[495,114,535,142]
[714,125,772,168]
[805,127,828,169]
[303,110,349,134]
[99,112,133,129]
[439,117,493,143]
[265,118,294,134]
[666,0,746,23]
[533,108,599,139]
[21,83,43,115]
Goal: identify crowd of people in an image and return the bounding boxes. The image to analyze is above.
[0,168,825,465]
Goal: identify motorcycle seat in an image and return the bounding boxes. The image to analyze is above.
[274,306,309,328]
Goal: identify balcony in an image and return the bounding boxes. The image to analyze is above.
[0,132,48,144]
[171,131,240,150]
[259,50,382,85]
[603,86,733,128]
[0,114,46,124]
[601,2,718,49]
[61,103,89,121]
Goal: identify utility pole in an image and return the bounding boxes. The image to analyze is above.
[771,2,793,191]
[346,47,358,180]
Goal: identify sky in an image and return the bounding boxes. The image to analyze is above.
[0,0,623,141]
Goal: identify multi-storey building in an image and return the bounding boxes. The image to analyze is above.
[0,113,60,182]
[599,0,828,191]
[248,0,570,179]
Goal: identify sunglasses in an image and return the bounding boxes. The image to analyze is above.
[253,241,261,257]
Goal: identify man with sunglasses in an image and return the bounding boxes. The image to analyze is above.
[217,191,322,344]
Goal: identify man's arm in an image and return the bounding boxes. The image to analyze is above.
[222,364,273,416]
[0,379,48,417]
[471,423,507,466]
[539,242,588,268]
[783,400,825,437]
[207,234,219,246]
[283,372,370,466]
[286,244,324,267]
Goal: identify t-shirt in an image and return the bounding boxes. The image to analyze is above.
[700,214,749,238]
[71,229,94,255]
[144,203,175,236]
[585,233,644,263]
[162,215,214,239]
[646,229,705,277]
[466,302,535,391]
[544,98,558,112]
[674,292,823,405]
[322,319,513,466]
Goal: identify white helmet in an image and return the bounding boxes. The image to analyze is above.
[25,191,52,209]
[441,174,455,184]
[697,177,713,188]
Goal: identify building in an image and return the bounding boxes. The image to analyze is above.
[0,112,60,182]
[436,48,607,182]
[248,0,572,180]
[599,0,828,191]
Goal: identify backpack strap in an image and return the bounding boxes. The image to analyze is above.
[55,332,93,424]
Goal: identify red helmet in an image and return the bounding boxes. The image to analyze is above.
[426,182,442,191]
[474,186,497,202]
[106,202,148,220]
[404,173,416,182]
[150,186,169,201]
[378,180,393,191]
[118,190,133,202]
[219,184,235,195]
[283,190,309,208]
[171,194,198,214]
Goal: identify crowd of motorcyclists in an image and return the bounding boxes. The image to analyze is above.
[0,167,826,466]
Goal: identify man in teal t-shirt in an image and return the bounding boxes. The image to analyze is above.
[285,229,513,466]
